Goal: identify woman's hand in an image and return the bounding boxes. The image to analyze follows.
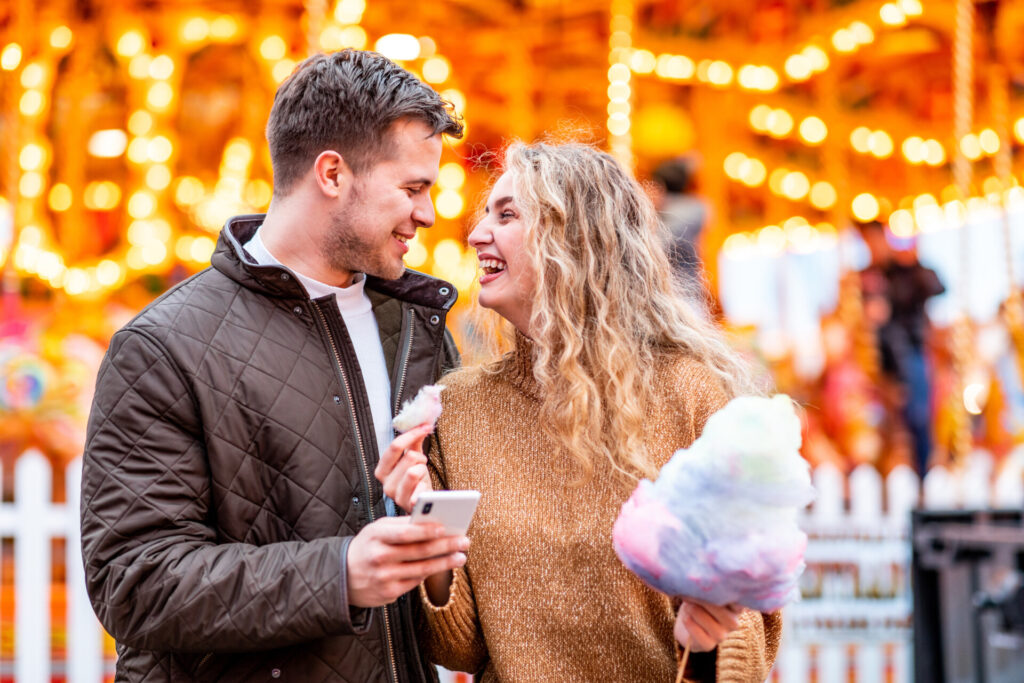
[375,424,435,513]
[673,599,743,652]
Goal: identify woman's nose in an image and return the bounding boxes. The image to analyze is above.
[467,221,490,247]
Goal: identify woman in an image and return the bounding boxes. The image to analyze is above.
[377,142,781,681]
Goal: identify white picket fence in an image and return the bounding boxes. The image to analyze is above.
[0,451,102,683]
[4,449,1023,682]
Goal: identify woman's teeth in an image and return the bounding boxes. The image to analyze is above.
[480,258,506,275]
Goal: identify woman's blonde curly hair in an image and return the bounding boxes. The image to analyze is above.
[484,141,762,483]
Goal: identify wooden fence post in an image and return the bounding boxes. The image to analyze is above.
[15,451,53,683]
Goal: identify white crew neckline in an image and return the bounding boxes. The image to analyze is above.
[245,229,371,316]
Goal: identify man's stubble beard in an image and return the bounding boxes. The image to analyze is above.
[322,202,405,281]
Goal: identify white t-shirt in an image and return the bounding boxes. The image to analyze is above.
[243,229,395,471]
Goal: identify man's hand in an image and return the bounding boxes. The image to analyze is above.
[346,516,469,608]
[674,599,743,652]
[375,424,434,513]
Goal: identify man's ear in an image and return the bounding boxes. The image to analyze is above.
[313,150,353,198]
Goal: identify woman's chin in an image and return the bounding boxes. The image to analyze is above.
[476,293,499,312]
[475,297,510,324]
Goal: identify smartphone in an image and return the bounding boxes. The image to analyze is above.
[410,490,481,536]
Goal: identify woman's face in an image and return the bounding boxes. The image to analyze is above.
[468,172,535,335]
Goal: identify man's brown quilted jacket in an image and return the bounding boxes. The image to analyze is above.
[81,215,459,682]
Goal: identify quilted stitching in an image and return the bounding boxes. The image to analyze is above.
[82,221,452,682]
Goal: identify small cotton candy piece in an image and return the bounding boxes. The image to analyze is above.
[393,384,446,433]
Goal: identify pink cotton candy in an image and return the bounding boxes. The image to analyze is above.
[612,394,815,613]
[612,483,681,580]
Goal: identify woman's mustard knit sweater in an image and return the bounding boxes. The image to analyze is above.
[418,338,782,682]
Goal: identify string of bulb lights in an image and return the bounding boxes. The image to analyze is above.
[0,0,473,299]
[611,0,1023,259]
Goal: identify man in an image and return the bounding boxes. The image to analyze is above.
[860,219,945,473]
[81,50,466,681]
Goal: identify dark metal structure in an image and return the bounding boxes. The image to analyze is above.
[912,509,1024,683]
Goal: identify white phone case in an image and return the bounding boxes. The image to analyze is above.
[410,490,481,535]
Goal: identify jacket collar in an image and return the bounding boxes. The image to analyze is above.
[211,214,458,310]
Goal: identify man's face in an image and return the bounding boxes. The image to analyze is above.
[323,119,442,280]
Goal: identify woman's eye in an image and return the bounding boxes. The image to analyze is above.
[500,211,515,219]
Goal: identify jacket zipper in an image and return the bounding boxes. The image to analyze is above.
[392,308,415,415]
[313,302,400,683]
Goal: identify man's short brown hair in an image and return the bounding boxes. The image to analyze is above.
[266,49,464,195]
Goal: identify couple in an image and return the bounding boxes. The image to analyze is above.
[81,50,778,682]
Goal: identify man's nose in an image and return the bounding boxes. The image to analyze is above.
[413,195,435,228]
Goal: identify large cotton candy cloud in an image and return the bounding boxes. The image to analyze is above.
[393,384,446,433]
[613,394,815,612]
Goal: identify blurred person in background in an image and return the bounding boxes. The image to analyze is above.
[378,142,780,682]
[652,155,709,291]
[859,219,945,474]
[80,50,466,681]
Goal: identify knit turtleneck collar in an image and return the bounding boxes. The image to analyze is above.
[505,331,541,399]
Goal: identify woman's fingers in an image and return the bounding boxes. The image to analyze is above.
[674,607,715,652]
[409,477,433,507]
[382,451,429,512]
[685,603,732,643]
[674,600,744,652]
[394,462,430,510]
[375,424,432,481]
[692,601,742,632]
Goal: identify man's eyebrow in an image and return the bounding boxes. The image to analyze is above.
[404,177,434,187]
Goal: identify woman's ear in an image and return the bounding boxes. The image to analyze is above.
[313,150,354,199]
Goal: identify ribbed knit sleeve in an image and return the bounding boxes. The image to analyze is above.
[714,609,782,682]
[675,609,781,682]
[417,567,488,674]
[418,429,489,674]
